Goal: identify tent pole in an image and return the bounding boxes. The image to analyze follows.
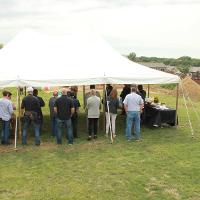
[104,85,113,143]
[18,87,22,136]
[83,85,86,109]
[103,85,106,131]
[14,87,19,150]
[147,84,150,97]
[24,86,26,96]
[175,83,179,126]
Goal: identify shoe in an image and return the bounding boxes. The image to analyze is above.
[1,141,5,145]
[68,143,73,146]
[87,136,92,141]
[94,135,97,139]
[113,134,116,138]
[135,139,141,142]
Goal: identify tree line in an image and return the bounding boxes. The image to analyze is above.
[127,52,200,73]
[127,52,200,67]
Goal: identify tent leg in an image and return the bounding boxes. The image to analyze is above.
[175,83,179,126]
[18,87,22,137]
[147,84,150,98]
[83,85,86,109]
[103,85,106,131]
[14,87,19,150]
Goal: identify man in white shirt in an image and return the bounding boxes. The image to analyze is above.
[123,85,144,141]
[0,91,14,145]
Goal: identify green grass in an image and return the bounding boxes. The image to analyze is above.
[0,88,200,200]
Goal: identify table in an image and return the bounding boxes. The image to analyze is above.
[144,104,177,127]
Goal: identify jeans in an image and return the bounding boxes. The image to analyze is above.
[125,111,141,140]
[51,116,57,137]
[1,120,10,144]
[56,118,73,144]
[22,120,40,145]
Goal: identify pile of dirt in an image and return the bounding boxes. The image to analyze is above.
[181,76,200,101]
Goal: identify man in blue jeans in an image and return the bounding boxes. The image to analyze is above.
[54,88,74,145]
[48,90,58,137]
[123,84,144,141]
[21,87,41,146]
[0,91,14,145]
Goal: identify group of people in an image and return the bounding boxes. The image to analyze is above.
[0,84,146,146]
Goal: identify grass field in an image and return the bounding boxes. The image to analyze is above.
[0,87,200,200]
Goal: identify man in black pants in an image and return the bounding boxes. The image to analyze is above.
[33,89,45,133]
[69,91,80,138]
[86,89,101,140]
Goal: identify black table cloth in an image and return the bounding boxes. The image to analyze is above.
[144,104,177,127]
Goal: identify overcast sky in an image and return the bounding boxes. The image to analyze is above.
[0,0,199,58]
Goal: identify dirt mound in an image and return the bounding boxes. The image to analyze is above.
[181,76,200,101]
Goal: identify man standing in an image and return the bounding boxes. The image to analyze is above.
[69,91,81,138]
[54,88,74,145]
[86,88,101,140]
[21,87,41,145]
[120,84,131,115]
[48,90,58,137]
[33,89,45,133]
[123,85,144,141]
[0,91,14,145]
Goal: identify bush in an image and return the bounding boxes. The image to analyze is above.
[160,83,176,90]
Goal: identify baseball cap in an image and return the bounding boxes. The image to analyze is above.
[27,86,33,92]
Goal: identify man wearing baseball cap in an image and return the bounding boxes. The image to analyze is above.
[21,86,41,145]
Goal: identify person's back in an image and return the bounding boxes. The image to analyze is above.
[120,85,131,101]
[85,85,101,108]
[0,91,14,145]
[49,91,58,118]
[87,95,100,118]
[105,96,119,114]
[33,89,45,117]
[124,93,143,112]
[21,95,40,114]
[137,85,146,101]
[0,97,13,121]
[55,95,73,120]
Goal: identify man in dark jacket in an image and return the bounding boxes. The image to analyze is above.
[33,88,45,133]
[21,87,41,145]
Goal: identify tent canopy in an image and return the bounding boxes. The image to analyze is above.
[0,29,180,87]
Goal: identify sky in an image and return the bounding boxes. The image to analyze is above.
[0,0,200,58]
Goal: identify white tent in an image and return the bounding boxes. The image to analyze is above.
[0,29,180,87]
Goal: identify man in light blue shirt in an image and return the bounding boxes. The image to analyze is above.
[123,85,144,141]
[0,91,14,145]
